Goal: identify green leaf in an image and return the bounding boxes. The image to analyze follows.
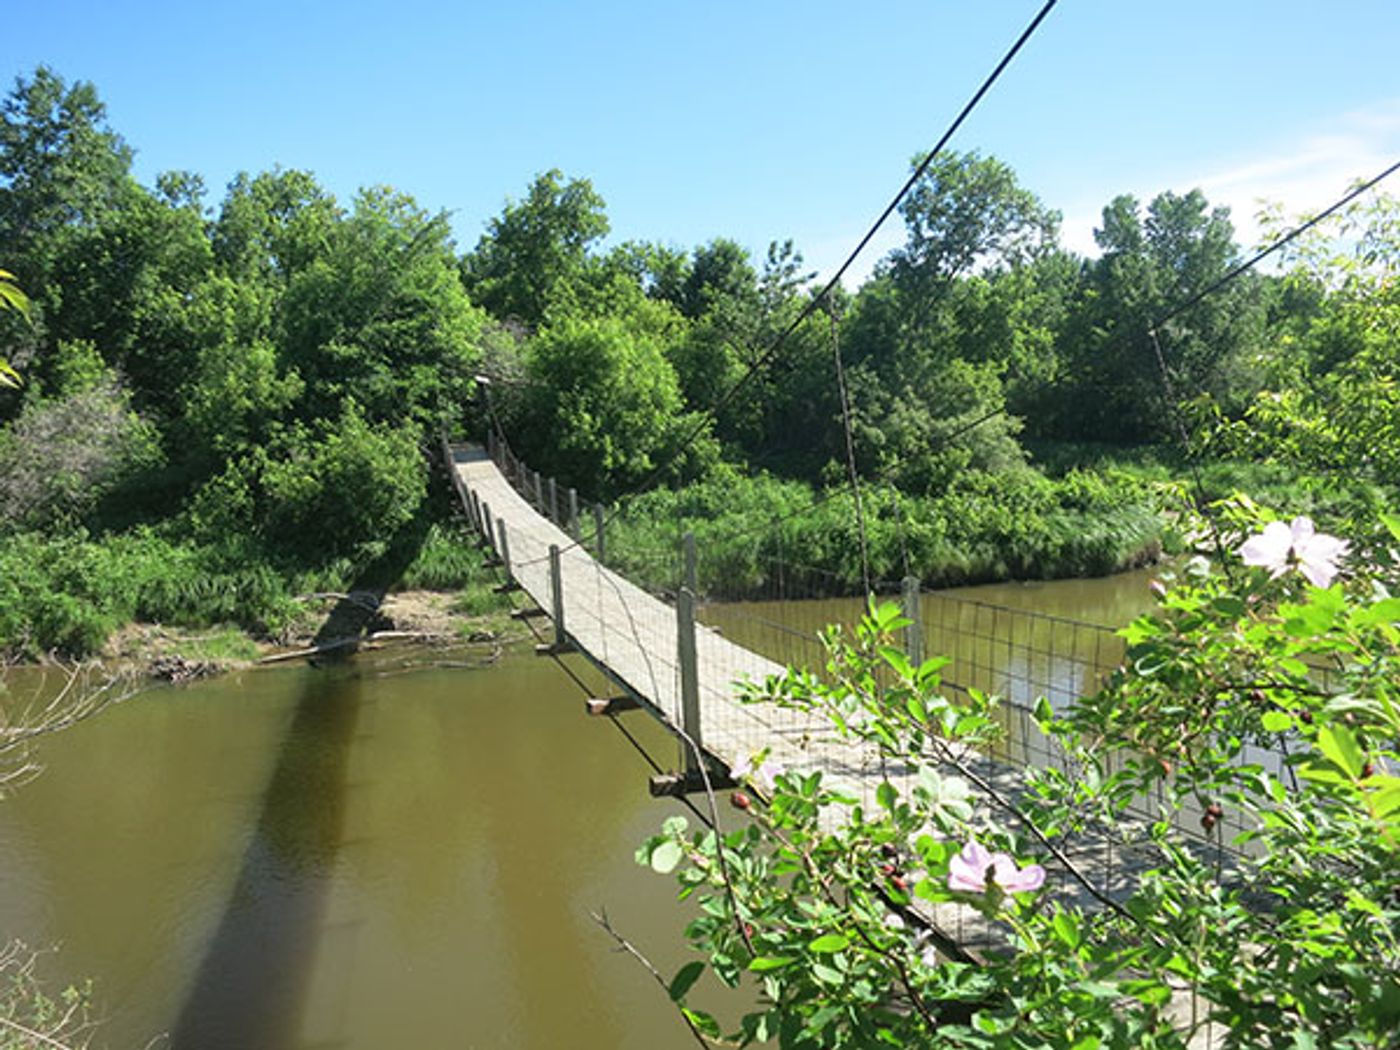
[681,1007,722,1039]
[1370,776,1400,817]
[1316,724,1364,780]
[876,781,897,811]
[907,694,928,724]
[1261,710,1293,733]
[1033,695,1054,731]
[1345,889,1382,918]
[1355,597,1400,628]
[1381,511,1400,544]
[668,961,704,1002]
[650,839,683,874]
[880,645,913,679]
[807,933,850,953]
[1052,910,1081,949]
[748,956,797,972]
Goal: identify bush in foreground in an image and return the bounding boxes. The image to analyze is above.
[638,506,1400,1047]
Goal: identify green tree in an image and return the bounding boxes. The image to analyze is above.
[518,316,691,497]
[886,150,1059,333]
[211,167,342,284]
[461,169,609,327]
[0,66,132,274]
[0,68,134,399]
[42,178,216,416]
[279,185,485,433]
[1053,189,1267,443]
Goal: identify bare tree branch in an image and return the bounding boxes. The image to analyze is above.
[590,910,719,1050]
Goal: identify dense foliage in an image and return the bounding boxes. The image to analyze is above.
[639,504,1400,1047]
[0,69,488,655]
[2,65,1397,659]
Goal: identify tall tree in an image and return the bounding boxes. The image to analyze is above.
[517,316,691,498]
[1054,189,1266,443]
[461,169,609,327]
[0,66,132,276]
[278,185,486,433]
[885,150,1059,334]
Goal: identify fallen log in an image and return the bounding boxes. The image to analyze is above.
[258,630,442,665]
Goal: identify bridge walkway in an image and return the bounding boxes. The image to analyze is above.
[445,443,874,793]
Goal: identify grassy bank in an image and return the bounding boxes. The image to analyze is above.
[607,466,1166,599]
[0,519,512,661]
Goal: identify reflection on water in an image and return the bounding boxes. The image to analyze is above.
[0,648,708,1050]
[170,665,363,1049]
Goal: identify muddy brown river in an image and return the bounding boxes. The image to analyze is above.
[0,569,1159,1048]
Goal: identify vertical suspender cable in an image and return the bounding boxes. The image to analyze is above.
[830,306,872,597]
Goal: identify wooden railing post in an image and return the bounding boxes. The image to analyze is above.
[482,500,496,552]
[497,518,511,576]
[902,575,923,668]
[677,586,702,773]
[487,429,497,462]
[550,544,567,646]
[469,491,482,534]
[533,470,544,511]
[683,531,698,595]
[548,476,559,525]
[594,504,607,564]
[568,488,580,541]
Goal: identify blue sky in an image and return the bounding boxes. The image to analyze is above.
[6,1,1399,286]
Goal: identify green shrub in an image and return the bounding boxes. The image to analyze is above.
[0,530,298,658]
[607,466,1165,598]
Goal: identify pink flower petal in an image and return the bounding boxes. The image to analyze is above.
[1298,558,1337,589]
[947,841,994,893]
[1001,863,1046,893]
[1239,521,1291,576]
[1296,532,1349,573]
[1289,517,1316,546]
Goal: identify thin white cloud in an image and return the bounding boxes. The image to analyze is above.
[1062,99,1400,259]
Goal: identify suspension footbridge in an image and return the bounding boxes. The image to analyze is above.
[442,435,1253,983]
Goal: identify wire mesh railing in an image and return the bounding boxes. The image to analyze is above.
[456,437,1297,864]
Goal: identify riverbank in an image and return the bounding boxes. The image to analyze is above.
[608,466,1169,599]
[94,589,528,682]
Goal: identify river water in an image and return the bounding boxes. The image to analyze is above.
[0,569,1160,1049]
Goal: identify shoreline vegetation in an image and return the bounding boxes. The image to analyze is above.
[96,587,524,683]
[1,66,1395,676]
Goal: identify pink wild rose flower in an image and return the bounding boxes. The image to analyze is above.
[946,840,1045,895]
[1238,516,1349,588]
[730,753,784,794]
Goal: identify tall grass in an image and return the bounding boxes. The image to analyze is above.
[607,467,1165,599]
[0,529,301,658]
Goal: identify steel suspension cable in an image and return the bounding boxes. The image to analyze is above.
[515,0,1061,542]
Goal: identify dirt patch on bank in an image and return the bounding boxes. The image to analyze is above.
[101,590,525,680]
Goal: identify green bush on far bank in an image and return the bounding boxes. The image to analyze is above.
[607,465,1165,599]
[0,517,509,660]
[0,530,300,658]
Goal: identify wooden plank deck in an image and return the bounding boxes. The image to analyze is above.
[447,443,850,792]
